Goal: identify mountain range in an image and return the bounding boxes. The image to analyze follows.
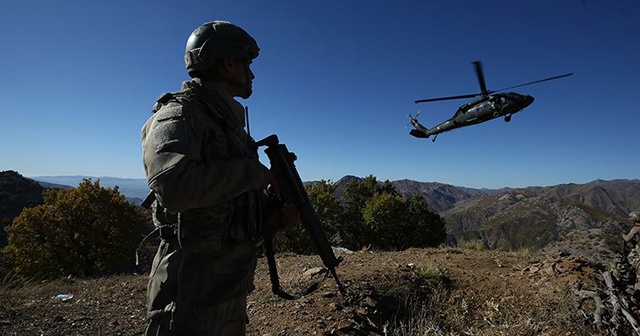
[2,171,639,264]
[30,175,150,204]
[333,176,640,264]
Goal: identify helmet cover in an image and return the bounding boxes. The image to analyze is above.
[184,21,259,77]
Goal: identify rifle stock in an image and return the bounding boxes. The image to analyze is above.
[257,134,345,297]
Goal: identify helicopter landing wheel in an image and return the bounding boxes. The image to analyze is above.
[504,115,512,122]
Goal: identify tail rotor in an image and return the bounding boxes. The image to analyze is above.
[407,110,422,128]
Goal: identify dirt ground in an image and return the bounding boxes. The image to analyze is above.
[0,248,609,335]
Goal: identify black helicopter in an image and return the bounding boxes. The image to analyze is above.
[409,61,573,141]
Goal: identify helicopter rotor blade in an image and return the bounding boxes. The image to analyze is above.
[472,61,489,95]
[415,93,481,104]
[406,110,422,128]
[494,72,574,92]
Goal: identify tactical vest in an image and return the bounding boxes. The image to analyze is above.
[140,81,262,256]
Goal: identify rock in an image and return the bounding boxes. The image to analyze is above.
[303,267,325,277]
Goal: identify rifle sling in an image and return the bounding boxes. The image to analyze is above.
[264,237,329,300]
[141,191,156,209]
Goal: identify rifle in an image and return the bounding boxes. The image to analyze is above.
[255,134,346,299]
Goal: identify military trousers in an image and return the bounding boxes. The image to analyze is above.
[145,237,257,336]
[629,248,640,290]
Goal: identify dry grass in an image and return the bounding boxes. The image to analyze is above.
[382,265,593,335]
[1,248,606,335]
[0,271,34,310]
[458,239,485,251]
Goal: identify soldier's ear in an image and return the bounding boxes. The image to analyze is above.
[218,58,236,76]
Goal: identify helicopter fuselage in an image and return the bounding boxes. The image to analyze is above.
[414,92,534,139]
[410,60,571,141]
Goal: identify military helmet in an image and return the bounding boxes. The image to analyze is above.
[184,21,260,78]
[630,211,640,223]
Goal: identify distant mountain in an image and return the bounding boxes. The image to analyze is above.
[331,176,640,264]
[329,176,494,213]
[526,179,640,216]
[5,171,640,264]
[1,172,148,249]
[30,175,149,203]
[434,180,640,264]
[392,179,477,213]
[388,178,640,216]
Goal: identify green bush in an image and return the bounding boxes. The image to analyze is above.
[3,179,148,278]
[404,194,447,248]
[362,192,407,249]
[339,176,379,250]
[340,177,447,251]
[272,176,448,253]
[273,180,343,254]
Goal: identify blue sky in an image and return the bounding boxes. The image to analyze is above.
[1,0,638,189]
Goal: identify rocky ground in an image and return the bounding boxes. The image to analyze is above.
[0,248,618,335]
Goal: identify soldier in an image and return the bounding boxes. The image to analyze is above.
[141,21,298,335]
[621,211,640,290]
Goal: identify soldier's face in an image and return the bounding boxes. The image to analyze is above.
[230,59,254,99]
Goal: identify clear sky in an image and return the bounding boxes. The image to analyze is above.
[1,0,638,189]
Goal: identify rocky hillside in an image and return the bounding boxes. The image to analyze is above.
[332,176,488,213]
[442,181,639,265]
[2,172,638,335]
[441,192,628,263]
[2,170,639,264]
[0,171,45,247]
[0,248,611,335]
[531,179,640,216]
[332,176,640,265]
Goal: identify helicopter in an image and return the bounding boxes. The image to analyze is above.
[409,61,573,142]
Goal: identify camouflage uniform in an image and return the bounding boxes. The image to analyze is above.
[141,77,265,335]
[620,212,640,290]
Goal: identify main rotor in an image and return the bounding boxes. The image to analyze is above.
[415,61,573,104]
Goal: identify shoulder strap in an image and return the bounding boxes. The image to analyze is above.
[141,191,156,209]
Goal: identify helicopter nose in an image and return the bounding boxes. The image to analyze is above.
[523,95,534,107]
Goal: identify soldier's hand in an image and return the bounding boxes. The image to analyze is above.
[279,203,301,231]
[259,164,275,190]
[263,203,300,238]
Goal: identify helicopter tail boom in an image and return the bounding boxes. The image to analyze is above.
[409,128,430,138]
[408,112,431,138]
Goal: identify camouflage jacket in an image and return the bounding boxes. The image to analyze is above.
[623,226,640,247]
[141,78,265,251]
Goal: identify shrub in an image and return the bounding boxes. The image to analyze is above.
[404,194,447,248]
[3,179,148,278]
[272,176,448,253]
[273,180,343,255]
[362,192,407,249]
[340,176,379,250]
